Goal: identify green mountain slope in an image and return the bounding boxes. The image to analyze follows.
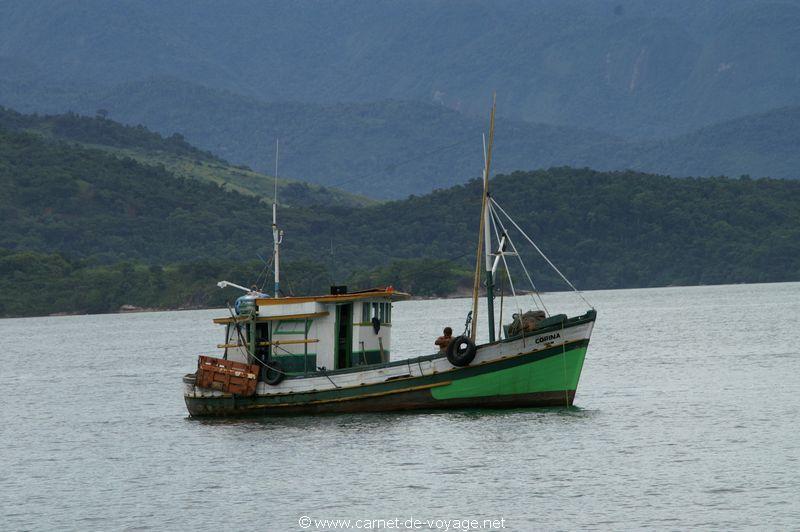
[6,83,800,198]
[1,0,799,138]
[2,127,799,316]
[0,106,374,207]
[617,106,800,180]
[1,80,622,198]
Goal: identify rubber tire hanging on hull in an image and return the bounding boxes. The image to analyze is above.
[447,335,477,367]
[263,361,285,385]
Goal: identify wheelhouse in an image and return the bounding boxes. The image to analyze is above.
[212,287,410,376]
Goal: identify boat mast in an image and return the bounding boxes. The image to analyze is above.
[470,94,496,342]
[272,138,283,297]
[483,95,497,342]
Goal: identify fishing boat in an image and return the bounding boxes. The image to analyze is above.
[182,99,596,416]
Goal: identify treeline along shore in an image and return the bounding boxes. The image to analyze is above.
[1,114,799,318]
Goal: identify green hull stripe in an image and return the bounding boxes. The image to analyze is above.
[431,346,587,400]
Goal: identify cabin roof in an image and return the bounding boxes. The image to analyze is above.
[255,287,410,306]
[212,311,329,324]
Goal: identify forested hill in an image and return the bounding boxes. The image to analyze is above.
[0,106,373,207]
[0,104,214,159]
[1,127,799,316]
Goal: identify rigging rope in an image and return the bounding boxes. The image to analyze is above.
[489,203,549,316]
[253,253,275,294]
[490,197,594,310]
[224,303,286,375]
[487,204,524,345]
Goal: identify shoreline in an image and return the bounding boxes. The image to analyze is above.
[0,279,788,320]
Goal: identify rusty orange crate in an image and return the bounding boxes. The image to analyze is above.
[196,356,260,396]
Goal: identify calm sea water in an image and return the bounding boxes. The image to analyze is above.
[2,283,799,531]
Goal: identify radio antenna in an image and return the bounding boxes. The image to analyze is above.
[272,138,283,297]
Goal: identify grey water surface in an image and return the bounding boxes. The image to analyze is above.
[2,283,799,531]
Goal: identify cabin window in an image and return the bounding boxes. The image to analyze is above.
[360,301,391,324]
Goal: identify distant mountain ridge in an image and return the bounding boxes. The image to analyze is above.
[0,79,623,197]
[1,0,799,138]
[622,106,800,179]
[3,82,798,198]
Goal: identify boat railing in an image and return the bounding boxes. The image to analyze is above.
[500,308,596,344]
[217,338,319,349]
[283,309,596,380]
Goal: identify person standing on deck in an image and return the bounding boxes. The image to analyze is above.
[435,327,454,353]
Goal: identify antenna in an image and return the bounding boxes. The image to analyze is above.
[272,138,283,297]
[274,138,279,205]
[482,132,492,274]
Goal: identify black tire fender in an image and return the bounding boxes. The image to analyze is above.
[446,335,477,367]
[263,360,285,385]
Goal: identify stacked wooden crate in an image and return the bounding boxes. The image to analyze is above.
[196,356,260,396]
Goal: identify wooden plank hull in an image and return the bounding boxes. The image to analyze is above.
[186,386,577,416]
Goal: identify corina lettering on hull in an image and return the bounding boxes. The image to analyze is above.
[535,332,561,344]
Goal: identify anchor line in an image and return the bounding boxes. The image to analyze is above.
[560,321,569,407]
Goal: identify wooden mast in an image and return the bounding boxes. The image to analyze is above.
[483,95,497,342]
[470,94,496,342]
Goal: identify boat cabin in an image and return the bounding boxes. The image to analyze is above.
[212,287,410,376]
